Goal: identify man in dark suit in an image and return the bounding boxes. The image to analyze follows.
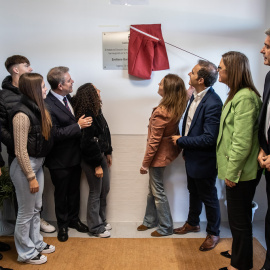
[45,66,92,242]
[172,60,222,251]
[258,28,270,270]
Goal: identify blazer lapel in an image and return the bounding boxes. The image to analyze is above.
[259,84,270,128]
[216,100,232,147]
[182,95,194,135]
[48,92,76,121]
[188,88,212,134]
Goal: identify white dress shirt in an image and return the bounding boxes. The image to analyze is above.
[184,87,209,136]
[50,90,75,116]
[265,97,270,142]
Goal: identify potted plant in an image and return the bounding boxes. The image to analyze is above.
[0,166,15,236]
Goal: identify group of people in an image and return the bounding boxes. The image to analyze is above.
[137,28,270,270]
[0,28,269,270]
[0,59,113,265]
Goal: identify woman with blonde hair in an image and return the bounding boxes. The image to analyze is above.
[10,73,55,265]
[138,74,187,236]
[217,51,262,270]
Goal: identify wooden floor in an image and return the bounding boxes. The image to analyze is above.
[0,237,266,270]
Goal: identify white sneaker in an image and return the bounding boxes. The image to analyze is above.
[97,230,110,238]
[41,244,55,254]
[40,218,56,233]
[25,254,47,265]
[105,223,112,230]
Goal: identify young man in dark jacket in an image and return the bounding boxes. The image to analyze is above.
[0,55,55,234]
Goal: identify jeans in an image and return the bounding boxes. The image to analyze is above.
[10,157,47,262]
[143,167,173,235]
[81,156,110,235]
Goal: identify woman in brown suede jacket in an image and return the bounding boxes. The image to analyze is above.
[137,74,187,236]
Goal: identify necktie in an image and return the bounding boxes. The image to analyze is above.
[63,96,71,112]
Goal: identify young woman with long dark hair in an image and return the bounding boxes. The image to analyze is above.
[73,83,112,238]
[10,73,55,265]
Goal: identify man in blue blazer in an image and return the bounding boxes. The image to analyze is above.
[172,60,222,251]
[258,28,270,270]
[45,66,92,242]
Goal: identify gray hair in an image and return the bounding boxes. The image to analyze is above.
[265,28,270,36]
[47,66,69,90]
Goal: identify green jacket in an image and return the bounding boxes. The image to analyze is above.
[216,88,262,183]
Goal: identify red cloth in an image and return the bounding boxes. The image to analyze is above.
[128,24,169,80]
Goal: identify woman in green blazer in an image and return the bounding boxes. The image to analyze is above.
[217,51,262,270]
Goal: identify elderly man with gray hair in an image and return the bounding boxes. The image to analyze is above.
[258,28,270,270]
[45,66,92,242]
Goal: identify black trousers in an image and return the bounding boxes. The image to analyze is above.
[187,173,221,236]
[226,175,260,270]
[49,164,81,229]
[264,170,270,270]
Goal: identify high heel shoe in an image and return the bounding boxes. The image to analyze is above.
[220,250,231,259]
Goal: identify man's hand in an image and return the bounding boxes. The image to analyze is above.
[78,115,93,129]
[29,178,39,193]
[225,178,236,188]
[140,166,148,174]
[258,148,267,168]
[171,135,181,146]
[95,166,103,178]
[106,155,112,167]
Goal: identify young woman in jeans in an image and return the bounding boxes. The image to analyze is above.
[138,74,187,236]
[73,83,112,238]
[10,73,55,264]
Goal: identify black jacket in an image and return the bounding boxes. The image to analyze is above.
[81,109,112,168]
[0,76,22,157]
[10,95,53,158]
[0,122,5,167]
[258,71,270,154]
[45,92,82,169]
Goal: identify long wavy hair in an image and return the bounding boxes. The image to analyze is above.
[222,51,261,105]
[72,83,102,120]
[19,73,52,140]
[159,74,187,122]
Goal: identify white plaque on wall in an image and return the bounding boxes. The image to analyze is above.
[103,31,129,70]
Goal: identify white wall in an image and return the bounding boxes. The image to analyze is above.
[0,0,270,222]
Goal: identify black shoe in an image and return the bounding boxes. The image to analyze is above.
[0,253,2,260]
[220,250,231,259]
[57,227,68,242]
[219,268,228,270]
[0,266,13,270]
[0,242,10,252]
[69,220,88,233]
